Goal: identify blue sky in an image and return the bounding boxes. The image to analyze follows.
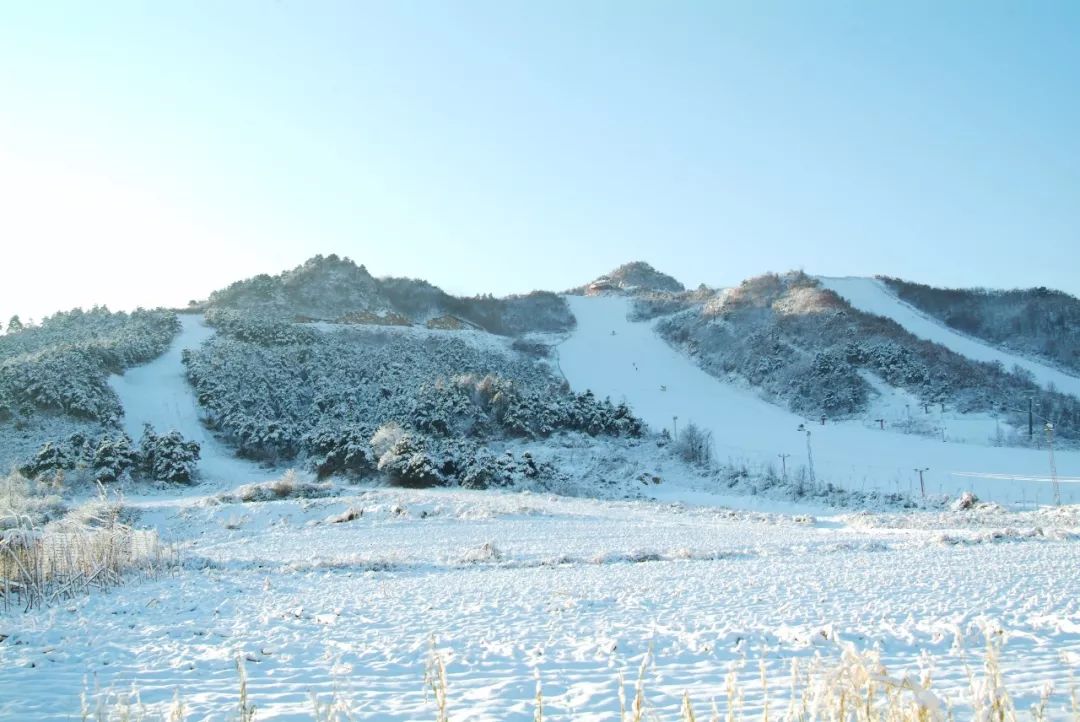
[1,1,1078,322]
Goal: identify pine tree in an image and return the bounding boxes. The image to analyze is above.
[92,434,139,482]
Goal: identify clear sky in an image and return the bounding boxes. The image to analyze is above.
[1,1,1078,324]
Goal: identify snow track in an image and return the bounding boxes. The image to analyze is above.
[108,314,268,486]
[818,276,1080,398]
[561,295,1080,505]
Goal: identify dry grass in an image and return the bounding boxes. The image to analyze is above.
[218,470,336,504]
[1,483,175,613]
[81,636,1078,722]
[0,469,67,530]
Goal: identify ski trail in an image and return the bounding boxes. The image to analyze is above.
[819,276,1080,398]
[560,295,1080,505]
[108,314,269,486]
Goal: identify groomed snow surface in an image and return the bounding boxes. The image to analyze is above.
[561,295,1080,506]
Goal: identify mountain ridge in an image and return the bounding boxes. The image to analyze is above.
[5,256,1080,488]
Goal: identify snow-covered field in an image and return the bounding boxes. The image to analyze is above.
[560,295,1080,506]
[3,485,1079,721]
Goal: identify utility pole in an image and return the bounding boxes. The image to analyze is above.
[673,416,678,440]
[1029,398,1034,440]
[1046,423,1060,506]
[914,467,929,499]
[778,453,790,483]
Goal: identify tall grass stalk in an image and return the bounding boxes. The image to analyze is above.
[1,490,176,612]
[425,639,449,722]
[77,637,1080,722]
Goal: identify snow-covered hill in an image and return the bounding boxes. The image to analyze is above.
[819,276,1080,398]
[560,295,1080,506]
[5,263,1080,722]
[6,259,1080,508]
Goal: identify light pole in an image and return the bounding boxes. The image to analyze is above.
[673,415,678,440]
[1046,423,1060,506]
[778,453,790,483]
[797,424,815,488]
[914,467,929,499]
[1029,398,1034,440]
[999,401,1061,506]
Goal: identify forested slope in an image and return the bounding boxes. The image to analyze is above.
[182,314,642,487]
[879,276,1080,375]
[646,272,1080,443]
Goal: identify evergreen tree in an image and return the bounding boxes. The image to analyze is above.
[92,434,139,482]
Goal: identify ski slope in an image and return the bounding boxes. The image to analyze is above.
[819,276,1080,398]
[108,314,269,485]
[560,295,1080,506]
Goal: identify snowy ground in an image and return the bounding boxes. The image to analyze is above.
[560,295,1080,506]
[3,298,1080,720]
[2,485,1079,721]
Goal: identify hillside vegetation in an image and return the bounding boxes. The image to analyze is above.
[182,314,642,487]
[9,258,1080,481]
[206,254,574,336]
[646,271,1080,442]
[880,276,1080,375]
[0,307,179,425]
[0,307,202,482]
[568,261,686,296]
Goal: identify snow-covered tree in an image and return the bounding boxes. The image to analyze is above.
[91,433,139,483]
[139,425,201,483]
[376,433,443,487]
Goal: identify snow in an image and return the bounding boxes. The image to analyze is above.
[309,320,517,356]
[818,276,1080,398]
[857,370,1008,444]
[107,314,270,486]
[4,302,1080,721]
[560,295,1080,506]
[2,486,1079,721]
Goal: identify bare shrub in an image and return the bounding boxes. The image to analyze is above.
[370,422,405,459]
[218,471,335,504]
[269,469,300,498]
[673,422,712,466]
